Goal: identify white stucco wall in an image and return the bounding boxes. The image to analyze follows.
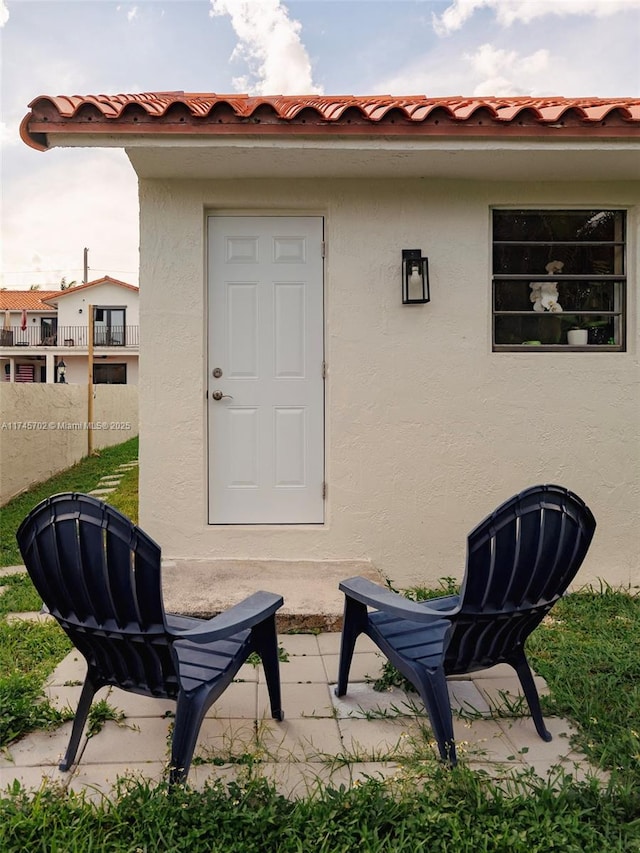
[138,176,639,589]
[60,356,139,386]
[53,283,140,328]
[0,384,138,504]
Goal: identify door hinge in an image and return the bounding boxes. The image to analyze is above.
[321,241,326,258]
[322,482,327,500]
[322,361,327,379]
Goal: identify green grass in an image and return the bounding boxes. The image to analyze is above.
[0,573,42,616]
[0,618,73,746]
[0,436,139,746]
[0,436,138,566]
[0,770,638,852]
[528,585,640,778]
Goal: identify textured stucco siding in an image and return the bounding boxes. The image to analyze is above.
[138,176,639,589]
[0,384,138,504]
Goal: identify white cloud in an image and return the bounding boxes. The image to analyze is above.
[433,0,640,35]
[375,8,639,98]
[210,0,322,94]
[463,43,550,94]
[0,0,8,27]
[127,6,138,23]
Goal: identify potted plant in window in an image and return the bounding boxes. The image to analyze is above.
[567,324,588,346]
[564,283,611,346]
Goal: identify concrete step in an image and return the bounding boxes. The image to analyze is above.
[161,559,384,632]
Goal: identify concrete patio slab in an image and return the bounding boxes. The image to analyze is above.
[79,717,172,765]
[46,650,85,685]
[475,675,550,708]
[6,611,56,624]
[205,681,257,720]
[322,651,385,684]
[0,630,603,800]
[0,566,27,577]
[0,722,79,768]
[259,717,343,762]
[67,764,168,800]
[194,718,257,763]
[277,653,328,684]
[330,682,421,720]
[252,761,352,799]
[258,681,334,719]
[338,717,425,761]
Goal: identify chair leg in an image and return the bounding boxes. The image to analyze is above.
[511,650,552,742]
[252,615,284,721]
[414,665,457,765]
[169,689,210,786]
[59,677,99,771]
[335,596,369,697]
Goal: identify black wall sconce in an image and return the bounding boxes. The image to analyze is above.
[402,249,430,304]
[57,358,66,383]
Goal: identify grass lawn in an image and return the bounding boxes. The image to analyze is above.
[0,447,639,850]
[0,436,139,567]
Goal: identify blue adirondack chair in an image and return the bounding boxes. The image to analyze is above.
[16,492,285,785]
[335,484,596,764]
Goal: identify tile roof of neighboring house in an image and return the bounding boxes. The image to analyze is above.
[0,291,60,311]
[21,93,640,150]
[41,276,139,303]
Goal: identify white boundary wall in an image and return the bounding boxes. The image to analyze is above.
[0,384,138,505]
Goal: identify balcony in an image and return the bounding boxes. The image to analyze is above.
[0,326,139,348]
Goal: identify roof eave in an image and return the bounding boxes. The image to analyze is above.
[22,118,640,152]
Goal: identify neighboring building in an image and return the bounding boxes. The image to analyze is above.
[19,93,640,588]
[0,277,139,384]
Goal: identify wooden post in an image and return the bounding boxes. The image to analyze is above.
[87,304,94,455]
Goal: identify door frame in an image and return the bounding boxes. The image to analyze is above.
[206,212,326,525]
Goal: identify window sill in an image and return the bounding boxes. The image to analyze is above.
[493,344,624,353]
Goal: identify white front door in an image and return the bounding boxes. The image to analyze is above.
[208,216,324,524]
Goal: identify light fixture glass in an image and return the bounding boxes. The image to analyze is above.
[402,249,430,304]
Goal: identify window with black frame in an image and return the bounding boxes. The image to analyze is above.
[93,307,126,346]
[492,209,626,351]
[93,363,127,384]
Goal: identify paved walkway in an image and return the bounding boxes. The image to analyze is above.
[0,626,599,800]
[85,458,139,499]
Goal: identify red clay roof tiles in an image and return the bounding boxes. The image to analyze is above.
[0,291,60,311]
[21,93,640,150]
[41,276,138,300]
[0,279,137,310]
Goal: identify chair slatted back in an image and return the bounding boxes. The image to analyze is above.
[445,485,596,673]
[17,493,179,697]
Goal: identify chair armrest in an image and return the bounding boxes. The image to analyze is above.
[168,591,283,643]
[339,577,459,622]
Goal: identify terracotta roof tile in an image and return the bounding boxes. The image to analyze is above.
[0,291,60,311]
[21,93,640,150]
[41,276,138,300]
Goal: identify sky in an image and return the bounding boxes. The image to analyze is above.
[1,0,639,290]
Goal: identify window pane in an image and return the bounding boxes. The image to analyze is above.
[493,210,622,242]
[492,209,625,351]
[493,244,623,276]
[93,363,127,384]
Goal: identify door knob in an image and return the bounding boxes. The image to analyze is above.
[212,390,233,401]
